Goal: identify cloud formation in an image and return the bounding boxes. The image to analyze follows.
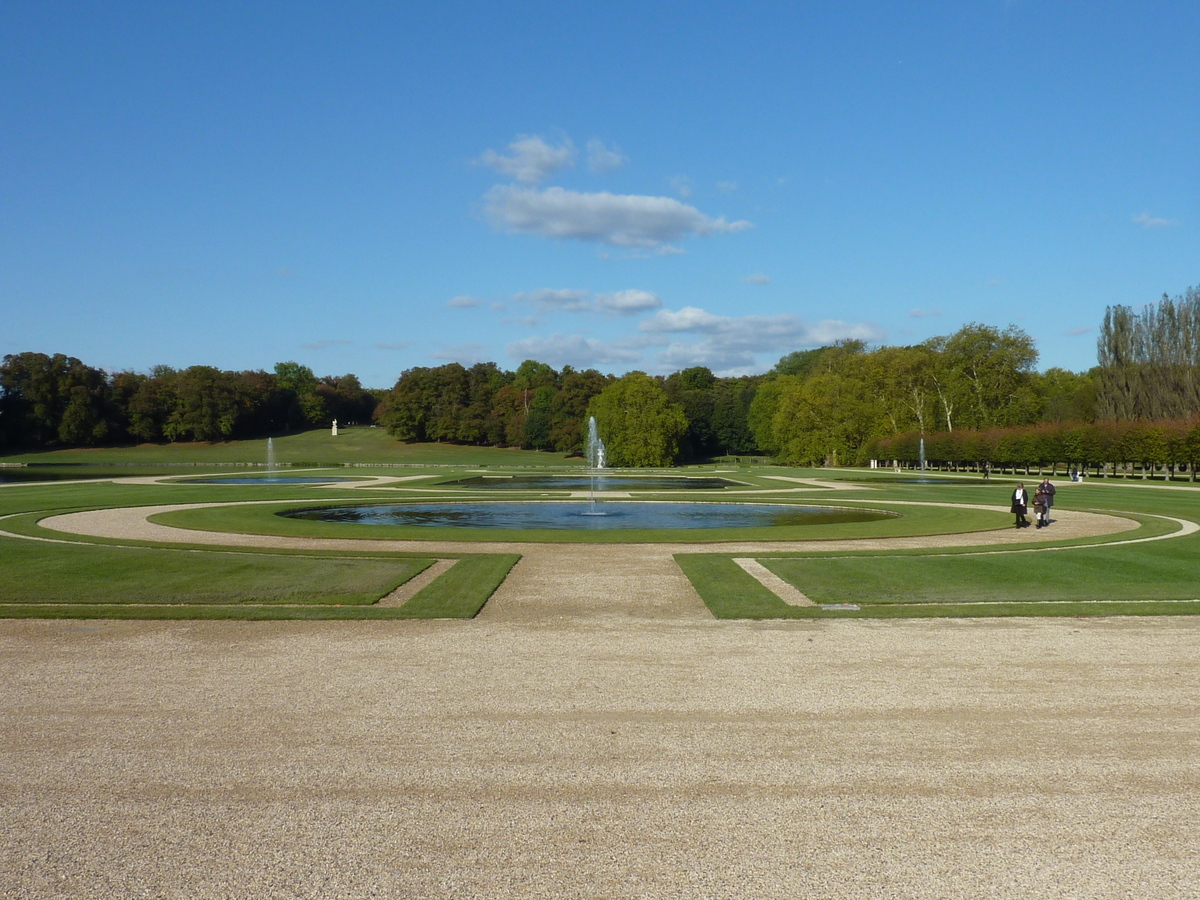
[506,333,643,369]
[639,305,884,375]
[595,289,661,315]
[431,342,491,365]
[908,307,942,318]
[742,273,771,285]
[515,287,661,316]
[586,139,626,173]
[515,288,592,312]
[477,135,576,184]
[485,186,751,250]
[446,295,483,308]
[1133,212,1174,229]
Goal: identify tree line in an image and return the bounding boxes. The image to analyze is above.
[4,286,1195,464]
[0,353,378,448]
[1096,285,1200,421]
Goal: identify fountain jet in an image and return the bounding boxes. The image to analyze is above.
[585,416,606,515]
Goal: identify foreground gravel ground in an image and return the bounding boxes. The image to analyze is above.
[3,608,1198,899]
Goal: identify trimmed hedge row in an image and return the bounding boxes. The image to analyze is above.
[864,419,1200,478]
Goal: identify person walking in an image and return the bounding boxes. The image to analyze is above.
[1039,476,1056,526]
[1033,484,1048,528]
[1011,482,1029,528]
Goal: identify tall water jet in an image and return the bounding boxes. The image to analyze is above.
[919,437,926,472]
[584,416,606,515]
[267,437,277,480]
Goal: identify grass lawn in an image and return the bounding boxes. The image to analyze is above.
[0,538,432,607]
[5,438,1200,620]
[0,427,583,467]
[677,477,1200,619]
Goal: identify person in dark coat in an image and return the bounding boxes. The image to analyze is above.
[1039,477,1056,525]
[1011,482,1029,528]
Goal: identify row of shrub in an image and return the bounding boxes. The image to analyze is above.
[863,419,1200,478]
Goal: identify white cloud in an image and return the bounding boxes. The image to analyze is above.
[477,135,576,184]
[595,289,661,315]
[1133,212,1174,229]
[485,185,751,250]
[514,287,661,316]
[300,339,351,350]
[640,306,727,333]
[586,138,626,173]
[431,342,491,365]
[908,307,942,318]
[639,305,884,375]
[515,288,592,312]
[506,333,643,369]
[446,295,483,308]
[716,181,738,194]
[658,342,759,375]
[742,273,771,285]
[1065,326,1093,337]
[502,315,542,328]
[670,176,693,199]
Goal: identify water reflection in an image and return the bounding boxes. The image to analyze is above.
[281,501,896,530]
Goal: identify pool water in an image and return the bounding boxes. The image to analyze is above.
[280,501,896,530]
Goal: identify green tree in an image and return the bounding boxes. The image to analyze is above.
[664,366,719,460]
[550,367,610,454]
[941,323,1039,429]
[587,372,688,466]
[0,352,111,447]
[163,366,244,441]
[273,361,328,429]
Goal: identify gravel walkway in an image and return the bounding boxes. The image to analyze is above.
[2,616,1197,899]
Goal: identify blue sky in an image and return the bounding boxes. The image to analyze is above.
[3,2,1197,386]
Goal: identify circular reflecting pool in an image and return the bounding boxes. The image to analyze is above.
[280,501,896,530]
[186,476,363,485]
[444,475,740,490]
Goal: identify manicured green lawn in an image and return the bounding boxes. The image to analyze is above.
[0,537,431,607]
[6,438,1200,620]
[677,477,1200,618]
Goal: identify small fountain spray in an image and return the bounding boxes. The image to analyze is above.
[919,437,926,473]
[584,416,606,516]
[266,437,277,482]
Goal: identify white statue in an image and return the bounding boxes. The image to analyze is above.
[331,419,338,436]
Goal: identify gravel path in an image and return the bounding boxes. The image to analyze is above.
[2,617,1197,899]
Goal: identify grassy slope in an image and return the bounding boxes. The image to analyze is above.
[0,427,582,467]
